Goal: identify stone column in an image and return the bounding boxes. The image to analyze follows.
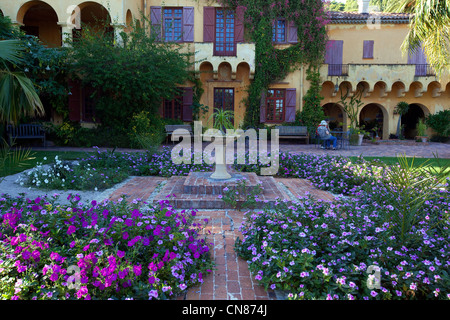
[58,22,73,47]
[112,23,126,46]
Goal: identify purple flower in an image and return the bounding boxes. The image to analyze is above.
[67,225,76,235]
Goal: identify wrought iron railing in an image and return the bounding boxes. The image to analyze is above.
[326,63,435,77]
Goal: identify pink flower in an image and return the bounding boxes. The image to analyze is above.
[67,225,76,235]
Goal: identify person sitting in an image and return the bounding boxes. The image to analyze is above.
[316,120,337,150]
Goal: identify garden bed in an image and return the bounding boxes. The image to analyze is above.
[1,147,449,300]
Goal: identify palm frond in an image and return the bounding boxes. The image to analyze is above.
[0,39,25,65]
[0,71,44,124]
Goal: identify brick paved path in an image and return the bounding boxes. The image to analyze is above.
[108,175,336,301]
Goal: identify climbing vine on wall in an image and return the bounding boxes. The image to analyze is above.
[218,0,328,129]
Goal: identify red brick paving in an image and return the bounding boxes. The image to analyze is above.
[105,175,336,300]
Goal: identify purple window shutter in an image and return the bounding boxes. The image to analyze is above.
[326,40,343,76]
[182,87,193,122]
[363,40,374,59]
[288,21,297,43]
[183,7,194,42]
[150,6,161,41]
[203,7,215,42]
[235,6,245,43]
[324,40,334,63]
[260,91,266,123]
[285,89,296,123]
[409,46,427,76]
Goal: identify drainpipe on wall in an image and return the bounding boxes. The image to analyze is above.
[300,65,304,113]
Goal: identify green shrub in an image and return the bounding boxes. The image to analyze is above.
[425,110,450,138]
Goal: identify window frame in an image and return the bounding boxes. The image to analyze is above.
[214,8,236,56]
[272,18,287,44]
[163,7,184,43]
[163,93,183,120]
[213,88,235,112]
[265,89,286,123]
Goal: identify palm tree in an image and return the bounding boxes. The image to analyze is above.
[386,0,450,75]
[0,39,44,124]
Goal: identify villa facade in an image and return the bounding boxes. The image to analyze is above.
[1,0,449,140]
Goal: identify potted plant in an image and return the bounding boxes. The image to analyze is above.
[415,118,428,142]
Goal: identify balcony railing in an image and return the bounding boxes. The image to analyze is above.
[328,64,349,76]
[414,64,435,77]
[327,63,435,77]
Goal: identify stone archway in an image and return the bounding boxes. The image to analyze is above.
[359,103,388,139]
[322,103,346,130]
[17,1,61,47]
[402,103,430,139]
[72,1,113,41]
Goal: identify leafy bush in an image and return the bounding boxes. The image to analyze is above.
[0,194,213,300]
[128,111,165,151]
[426,110,450,138]
[18,155,129,191]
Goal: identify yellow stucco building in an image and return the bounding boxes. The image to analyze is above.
[1,0,449,140]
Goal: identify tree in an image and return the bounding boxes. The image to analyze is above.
[68,17,193,132]
[328,1,345,11]
[0,39,44,124]
[300,66,325,135]
[345,0,359,12]
[386,0,450,75]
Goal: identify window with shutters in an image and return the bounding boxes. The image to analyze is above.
[265,89,285,123]
[163,94,183,120]
[272,19,286,43]
[215,9,235,56]
[163,8,183,42]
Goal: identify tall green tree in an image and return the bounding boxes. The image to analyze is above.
[345,0,359,11]
[386,0,450,75]
[68,17,193,131]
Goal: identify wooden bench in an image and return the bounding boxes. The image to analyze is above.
[275,126,309,144]
[7,124,46,147]
[165,124,193,143]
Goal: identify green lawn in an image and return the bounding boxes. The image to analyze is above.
[348,156,450,178]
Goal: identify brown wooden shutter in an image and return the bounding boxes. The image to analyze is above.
[183,7,194,42]
[285,88,296,123]
[235,6,245,43]
[203,7,215,42]
[68,79,81,122]
[150,6,161,41]
[182,87,193,122]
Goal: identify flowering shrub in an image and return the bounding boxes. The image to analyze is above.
[236,155,450,301]
[18,147,215,191]
[18,155,129,191]
[0,194,213,300]
[234,151,385,195]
